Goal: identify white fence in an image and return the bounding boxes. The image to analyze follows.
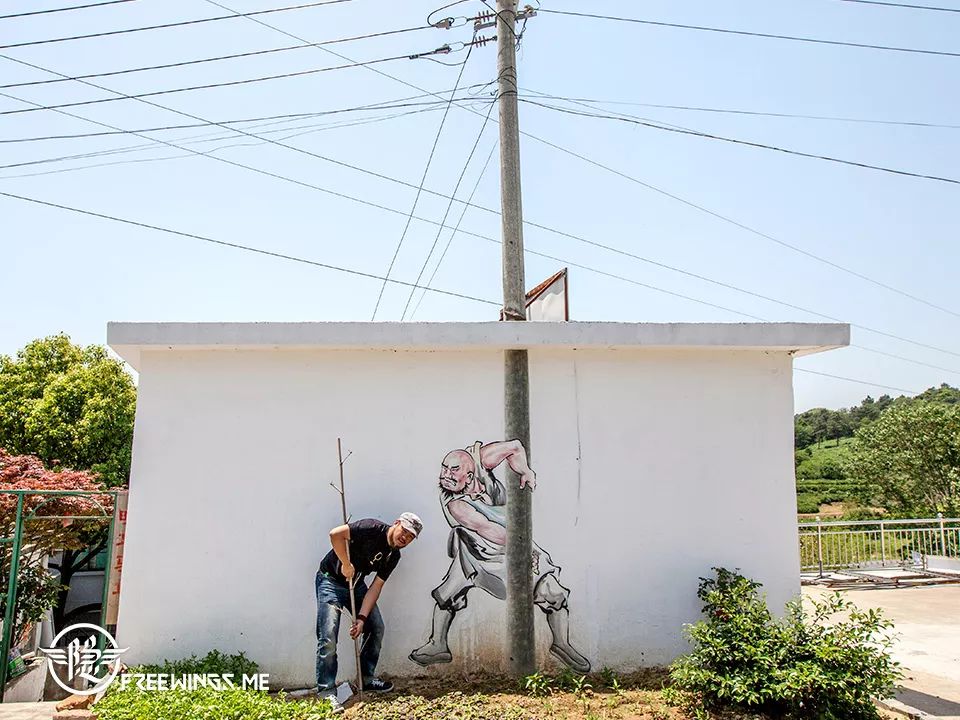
[798,515,960,573]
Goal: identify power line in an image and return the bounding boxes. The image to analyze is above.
[794,368,919,394]
[521,98,960,186]
[516,118,960,325]
[0,0,136,20]
[537,8,960,58]
[0,190,500,307]
[222,9,960,328]
[6,180,929,394]
[0,0,355,51]
[0,24,432,91]
[409,141,498,319]
[12,52,959,365]
[370,42,475,320]
[22,2,951,364]
[400,93,495,320]
[520,90,960,131]
[0,103,459,174]
[0,89,485,143]
[0,51,444,117]
[6,182,931,394]
[836,0,960,12]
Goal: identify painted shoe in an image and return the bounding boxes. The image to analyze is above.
[549,643,592,674]
[408,645,453,666]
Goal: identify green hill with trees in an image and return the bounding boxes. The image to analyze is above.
[794,383,960,518]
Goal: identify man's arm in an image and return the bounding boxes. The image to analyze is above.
[447,499,506,546]
[479,439,537,489]
[329,524,355,581]
[350,576,385,639]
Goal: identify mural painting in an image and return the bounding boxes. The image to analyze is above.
[409,440,591,673]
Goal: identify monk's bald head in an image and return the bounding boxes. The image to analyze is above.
[440,449,476,492]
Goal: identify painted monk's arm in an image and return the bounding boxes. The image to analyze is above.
[479,439,537,489]
[447,499,507,546]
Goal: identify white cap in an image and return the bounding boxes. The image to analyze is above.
[398,512,423,538]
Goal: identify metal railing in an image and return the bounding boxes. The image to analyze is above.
[798,514,960,573]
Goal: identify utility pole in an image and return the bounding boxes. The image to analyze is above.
[496,0,535,677]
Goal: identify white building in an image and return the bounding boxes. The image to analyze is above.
[109,321,847,688]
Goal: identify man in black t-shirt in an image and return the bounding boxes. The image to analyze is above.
[315,512,422,710]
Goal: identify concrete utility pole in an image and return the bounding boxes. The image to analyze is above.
[497,0,535,677]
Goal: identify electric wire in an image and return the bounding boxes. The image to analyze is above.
[537,8,960,58]
[0,51,439,117]
[794,369,919,395]
[521,99,960,186]
[0,0,136,20]
[217,6,960,328]
[409,141,498,319]
[0,88,487,143]
[0,104,460,175]
[369,40,475,320]
[16,3,955,374]
[0,25,433,91]
[0,0,355,51]
[9,53,957,366]
[2,176,929,393]
[0,97,485,171]
[399,92,495,320]
[519,90,960,131]
[836,0,960,12]
[0,190,500,307]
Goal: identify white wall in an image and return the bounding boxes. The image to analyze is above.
[117,346,798,687]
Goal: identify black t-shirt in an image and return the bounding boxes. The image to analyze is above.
[319,518,401,586]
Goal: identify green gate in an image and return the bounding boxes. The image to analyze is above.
[0,489,123,701]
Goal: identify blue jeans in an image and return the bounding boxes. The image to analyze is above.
[315,572,385,692]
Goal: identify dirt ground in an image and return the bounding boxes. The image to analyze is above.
[337,670,906,720]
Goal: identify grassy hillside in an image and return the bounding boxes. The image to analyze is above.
[795,438,868,516]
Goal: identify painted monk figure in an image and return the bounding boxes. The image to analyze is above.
[409,440,590,673]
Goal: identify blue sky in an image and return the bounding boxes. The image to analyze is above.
[2,0,958,412]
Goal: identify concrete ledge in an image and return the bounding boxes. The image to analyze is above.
[108,321,849,370]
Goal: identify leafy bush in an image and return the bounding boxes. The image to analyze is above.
[134,649,259,678]
[669,568,900,719]
[796,454,846,480]
[0,562,60,649]
[95,651,331,720]
[94,686,331,720]
[796,493,823,514]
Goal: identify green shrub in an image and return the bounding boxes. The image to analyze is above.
[669,568,900,719]
[796,492,824,513]
[135,649,260,678]
[95,686,331,720]
[796,454,846,480]
[95,651,331,720]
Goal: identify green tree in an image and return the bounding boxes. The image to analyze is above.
[915,383,960,406]
[848,401,960,516]
[0,334,136,487]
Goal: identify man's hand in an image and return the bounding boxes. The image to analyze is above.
[341,561,355,581]
[349,619,364,639]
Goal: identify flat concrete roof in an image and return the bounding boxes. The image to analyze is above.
[108,322,849,370]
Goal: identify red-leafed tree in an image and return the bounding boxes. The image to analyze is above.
[0,449,114,646]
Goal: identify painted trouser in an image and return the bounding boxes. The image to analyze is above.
[315,572,384,693]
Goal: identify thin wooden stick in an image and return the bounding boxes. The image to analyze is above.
[335,438,363,702]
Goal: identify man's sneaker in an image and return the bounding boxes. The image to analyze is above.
[363,677,394,693]
[319,693,343,714]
